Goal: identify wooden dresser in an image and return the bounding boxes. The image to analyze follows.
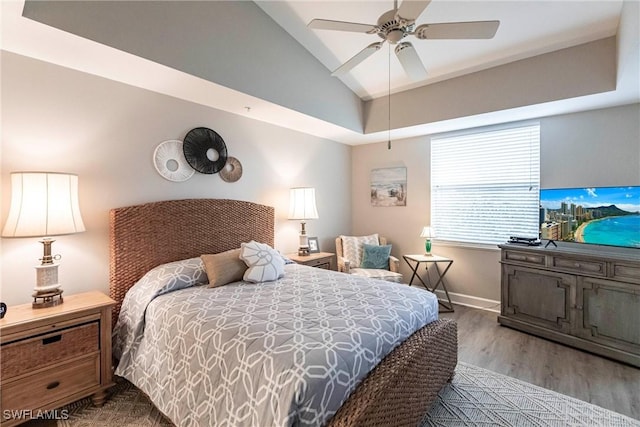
[0,291,115,426]
[498,243,640,367]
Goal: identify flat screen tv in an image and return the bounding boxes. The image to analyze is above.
[539,186,640,249]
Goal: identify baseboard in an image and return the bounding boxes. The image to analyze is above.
[432,289,501,313]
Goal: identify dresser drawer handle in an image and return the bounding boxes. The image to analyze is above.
[574,263,581,268]
[43,335,62,345]
[46,381,60,390]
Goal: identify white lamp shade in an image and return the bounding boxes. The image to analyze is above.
[2,172,86,237]
[420,226,433,238]
[288,187,319,220]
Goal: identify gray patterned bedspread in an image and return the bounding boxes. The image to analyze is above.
[114,262,438,427]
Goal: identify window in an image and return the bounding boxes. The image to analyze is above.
[431,123,540,246]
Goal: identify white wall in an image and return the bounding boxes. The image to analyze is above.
[0,52,352,306]
[352,103,640,308]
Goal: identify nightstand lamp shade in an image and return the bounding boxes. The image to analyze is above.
[288,187,319,256]
[420,226,434,256]
[2,172,86,308]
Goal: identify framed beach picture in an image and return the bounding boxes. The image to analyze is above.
[371,167,407,207]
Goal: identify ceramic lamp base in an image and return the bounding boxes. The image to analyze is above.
[33,263,64,308]
[425,239,432,256]
[34,264,62,292]
[298,231,310,256]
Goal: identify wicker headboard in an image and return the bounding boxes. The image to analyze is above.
[109,199,275,324]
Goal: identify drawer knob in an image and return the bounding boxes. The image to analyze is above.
[574,263,581,268]
[46,381,60,390]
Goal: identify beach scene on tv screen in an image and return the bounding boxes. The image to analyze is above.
[539,186,640,249]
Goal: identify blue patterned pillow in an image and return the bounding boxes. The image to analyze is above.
[361,244,392,269]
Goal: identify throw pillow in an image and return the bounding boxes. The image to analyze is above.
[361,244,392,269]
[201,248,246,288]
[240,241,285,283]
[340,234,379,267]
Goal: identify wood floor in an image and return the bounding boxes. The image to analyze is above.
[440,304,640,420]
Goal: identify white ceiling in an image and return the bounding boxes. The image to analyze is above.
[2,1,639,145]
[257,0,624,100]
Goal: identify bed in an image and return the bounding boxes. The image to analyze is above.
[109,199,457,427]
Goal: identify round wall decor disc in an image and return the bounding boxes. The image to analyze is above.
[219,156,243,183]
[183,127,228,174]
[153,140,195,182]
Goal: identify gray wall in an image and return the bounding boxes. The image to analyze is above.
[364,37,617,133]
[0,51,352,305]
[352,103,640,308]
[22,0,364,133]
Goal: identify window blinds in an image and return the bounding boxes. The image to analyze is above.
[431,123,540,245]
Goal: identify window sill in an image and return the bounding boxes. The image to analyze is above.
[433,240,502,252]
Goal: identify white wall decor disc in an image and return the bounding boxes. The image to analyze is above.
[219,156,243,183]
[153,140,195,182]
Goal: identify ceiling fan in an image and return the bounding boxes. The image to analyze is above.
[308,0,500,80]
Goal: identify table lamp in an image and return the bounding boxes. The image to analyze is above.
[2,172,85,308]
[420,226,434,256]
[288,187,319,256]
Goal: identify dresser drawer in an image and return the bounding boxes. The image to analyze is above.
[502,250,546,267]
[1,322,99,379]
[551,256,606,276]
[1,354,100,412]
[612,262,640,284]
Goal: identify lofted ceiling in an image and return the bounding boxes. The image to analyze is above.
[1,0,639,145]
[257,0,624,100]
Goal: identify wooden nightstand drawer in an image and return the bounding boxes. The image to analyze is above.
[1,354,100,412]
[287,252,336,271]
[305,258,332,269]
[1,322,99,379]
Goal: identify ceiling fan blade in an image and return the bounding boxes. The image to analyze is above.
[397,0,432,21]
[395,42,428,81]
[414,20,500,39]
[332,42,383,76]
[308,19,376,33]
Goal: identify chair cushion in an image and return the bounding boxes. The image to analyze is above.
[350,268,403,283]
[361,244,392,269]
[340,234,379,268]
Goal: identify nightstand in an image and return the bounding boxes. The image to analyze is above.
[0,291,115,426]
[403,254,454,313]
[287,252,336,270]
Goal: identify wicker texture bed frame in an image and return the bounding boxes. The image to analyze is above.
[109,199,457,426]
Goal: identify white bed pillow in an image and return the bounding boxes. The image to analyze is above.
[240,241,285,283]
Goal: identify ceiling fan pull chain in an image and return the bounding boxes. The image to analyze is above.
[388,42,392,150]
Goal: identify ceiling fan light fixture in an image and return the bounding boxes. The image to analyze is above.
[386,29,405,44]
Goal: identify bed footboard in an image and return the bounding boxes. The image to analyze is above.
[327,318,458,427]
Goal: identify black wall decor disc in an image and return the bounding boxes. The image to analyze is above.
[183,127,228,174]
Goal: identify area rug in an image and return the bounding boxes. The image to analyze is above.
[51,362,637,426]
[421,363,639,426]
